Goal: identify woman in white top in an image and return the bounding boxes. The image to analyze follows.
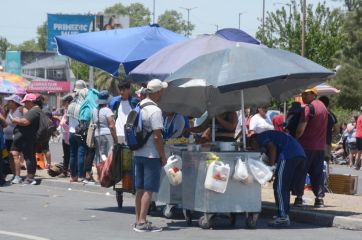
[92,90,118,164]
[3,95,26,184]
[249,106,274,136]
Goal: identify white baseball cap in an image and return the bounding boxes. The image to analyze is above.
[4,94,24,106]
[146,79,168,93]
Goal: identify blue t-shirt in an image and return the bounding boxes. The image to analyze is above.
[256,130,306,160]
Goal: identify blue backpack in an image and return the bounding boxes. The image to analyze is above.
[124,102,155,150]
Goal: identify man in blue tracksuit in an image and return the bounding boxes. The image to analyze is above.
[251,130,306,227]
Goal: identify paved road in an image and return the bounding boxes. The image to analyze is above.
[1,184,361,240]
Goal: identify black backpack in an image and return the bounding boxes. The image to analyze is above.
[124,102,155,150]
[36,110,51,144]
[285,103,314,137]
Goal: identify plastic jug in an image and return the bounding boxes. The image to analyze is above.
[204,160,230,193]
[164,155,182,186]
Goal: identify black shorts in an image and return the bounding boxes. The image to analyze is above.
[356,138,362,151]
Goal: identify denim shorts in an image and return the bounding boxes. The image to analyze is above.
[133,156,161,192]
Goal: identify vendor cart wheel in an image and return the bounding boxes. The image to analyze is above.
[229,213,237,226]
[183,209,193,226]
[115,190,123,208]
[163,205,176,219]
[198,214,214,229]
[245,213,258,229]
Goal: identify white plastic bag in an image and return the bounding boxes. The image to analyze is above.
[248,158,273,185]
[233,157,249,181]
[164,155,182,186]
[204,160,230,193]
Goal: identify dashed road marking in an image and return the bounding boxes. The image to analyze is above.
[0,230,50,240]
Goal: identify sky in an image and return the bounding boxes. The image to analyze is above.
[0,0,344,45]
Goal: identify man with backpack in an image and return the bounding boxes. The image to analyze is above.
[109,81,139,144]
[131,79,168,232]
[294,88,328,208]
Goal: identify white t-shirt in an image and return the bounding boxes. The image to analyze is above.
[92,107,114,136]
[134,98,164,158]
[68,116,79,133]
[249,113,274,134]
[115,100,132,138]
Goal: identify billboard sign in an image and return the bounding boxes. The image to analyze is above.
[27,80,70,93]
[5,51,21,74]
[47,14,94,51]
[95,14,130,31]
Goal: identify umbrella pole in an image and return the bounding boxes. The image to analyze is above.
[283,101,287,121]
[212,117,216,142]
[241,90,246,151]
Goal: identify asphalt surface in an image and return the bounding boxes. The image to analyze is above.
[1,184,362,240]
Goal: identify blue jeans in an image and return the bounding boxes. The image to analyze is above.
[69,133,87,178]
[133,156,161,192]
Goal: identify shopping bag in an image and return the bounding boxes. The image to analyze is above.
[233,157,248,181]
[86,123,97,148]
[111,144,123,184]
[96,150,114,188]
[248,158,273,185]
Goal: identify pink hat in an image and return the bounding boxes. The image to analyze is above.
[21,93,37,103]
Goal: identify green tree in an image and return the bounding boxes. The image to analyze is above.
[158,10,194,35]
[70,60,89,81]
[331,5,362,109]
[0,37,11,59]
[37,22,47,51]
[256,0,345,68]
[17,39,41,51]
[104,3,151,27]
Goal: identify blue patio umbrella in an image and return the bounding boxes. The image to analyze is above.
[55,24,187,76]
[129,28,261,82]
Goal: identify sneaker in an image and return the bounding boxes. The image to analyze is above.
[11,176,23,184]
[314,198,324,208]
[268,216,290,228]
[294,197,303,207]
[23,178,37,185]
[133,222,162,232]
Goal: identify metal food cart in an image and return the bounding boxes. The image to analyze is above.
[155,146,262,229]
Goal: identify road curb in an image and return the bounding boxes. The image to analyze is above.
[262,205,362,231]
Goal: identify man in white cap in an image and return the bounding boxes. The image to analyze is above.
[133,79,168,232]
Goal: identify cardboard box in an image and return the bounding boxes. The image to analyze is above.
[328,174,358,195]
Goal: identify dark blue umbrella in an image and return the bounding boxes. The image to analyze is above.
[129,28,260,82]
[55,24,187,76]
[215,28,261,44]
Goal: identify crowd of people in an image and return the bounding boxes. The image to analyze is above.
[1,79,359,231]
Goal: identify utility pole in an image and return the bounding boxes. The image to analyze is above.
[262,0,265,37]
[301,0,306,56]
[180,7,197,37]
[153,0,156,24]
[238,12,247,30]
